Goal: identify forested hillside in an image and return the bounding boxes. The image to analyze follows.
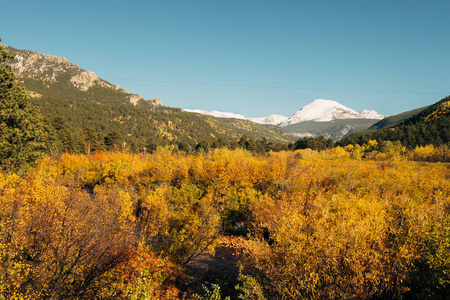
[0,45,295,153]
[369,106,429,130]
[3,44,449,155]
[339,96,450,149]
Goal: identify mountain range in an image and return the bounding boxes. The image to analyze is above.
[2,43,447,148]
[186,99,386,140]
[2,43,387,142]
[183,109,289,125]
[0,44,295,152]
[186,99,385,126]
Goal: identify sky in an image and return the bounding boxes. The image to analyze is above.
[1,0,449,118]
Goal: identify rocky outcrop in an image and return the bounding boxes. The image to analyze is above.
[129,94,144,106]
[70,71,100,91]
[129,96,163,106]
[2,44,162,106]
[148,98,162,106]
[6,48,77,83]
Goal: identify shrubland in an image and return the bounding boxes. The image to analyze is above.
[0,146,449,299]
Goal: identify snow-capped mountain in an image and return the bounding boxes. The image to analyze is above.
[278,99,387,140]
[250,114,289,125]
[359,109,385,119]
[281,99,364,126]
[183,109,249,120]
[184,99,385,140]
[183,109,288,126]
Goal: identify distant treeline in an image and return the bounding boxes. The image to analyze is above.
[45,116,337,155]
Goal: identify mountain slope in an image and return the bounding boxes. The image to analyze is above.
[279,99,384,140]
[1,45,295,151]
[183,109,248,121]
[339,96,450,148]
[283,119,380,140]
[251,114,288,125]
[185,99,384,132]
[369,106,429,130]
[2,45,161,107]
[184,109,288,125]
[360,109,385,119]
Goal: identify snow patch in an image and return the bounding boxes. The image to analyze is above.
[359,109,385,119]
[184,109,249,120]
[250,114,288,125]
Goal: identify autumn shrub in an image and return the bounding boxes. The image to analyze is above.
[409,145,437,162]
[167,184,221,265]
[1,148,449,299]
[135,186,171,250]
[244,156,450,299]
[407,216,450,299]
[406,144,450,163]
[0,158,135,299]
[235,273,266,300]
[96,248,183,299]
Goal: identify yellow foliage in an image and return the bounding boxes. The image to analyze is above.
[137,186,171,245]
[1,148,449,298]
[410,145,436,161]
[425,100,450,121]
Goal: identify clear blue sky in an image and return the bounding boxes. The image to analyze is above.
[1,0,449,117]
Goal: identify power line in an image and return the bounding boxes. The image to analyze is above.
[104,77,447,95]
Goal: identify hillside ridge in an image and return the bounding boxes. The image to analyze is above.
[1,44,159,107]
[0,44,295,152]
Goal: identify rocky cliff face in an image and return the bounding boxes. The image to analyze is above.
[148,98,162,106]
[10,48,75,83]
[1,44,161,107]
[70,71,114,91]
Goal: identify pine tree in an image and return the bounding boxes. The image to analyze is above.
[51,116,76,153]
[104,130,122,150]
[0,39,48,171]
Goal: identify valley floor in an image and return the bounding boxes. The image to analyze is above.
[0,146,449,299]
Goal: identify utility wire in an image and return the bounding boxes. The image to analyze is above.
[104,77,447,95]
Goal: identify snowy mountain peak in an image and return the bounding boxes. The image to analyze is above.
[281,99,363,126]
[183,109,248,120]
[184,99,385,128]
[250,114,289,125]
[183,109,288,126]
[359,109,385,120]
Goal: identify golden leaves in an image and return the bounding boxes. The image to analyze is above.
[0,148,449,298]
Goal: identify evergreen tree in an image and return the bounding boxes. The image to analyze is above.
[82,127,103,153]
[104,130,122,150]
[51,116,76,153]
[0,39,48,171]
